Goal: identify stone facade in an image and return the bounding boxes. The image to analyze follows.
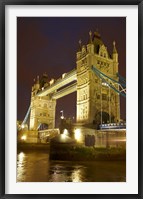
[29,30,121,130]
[29,75,56,130]
[76,31,120,125]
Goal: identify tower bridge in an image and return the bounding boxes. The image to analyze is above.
[22,30,126,132]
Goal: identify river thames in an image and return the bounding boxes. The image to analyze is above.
[17,151,126,182]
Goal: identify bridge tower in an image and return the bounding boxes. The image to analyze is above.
[76,31,120,126]
[29,74,56,130]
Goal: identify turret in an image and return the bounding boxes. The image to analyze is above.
[112,41,118,62]
[76,40,82,60]
[87,31,94,54]
[35,76,40,90]
[112,41,119,75]
[40,73,48,88]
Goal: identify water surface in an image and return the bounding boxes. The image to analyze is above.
[17,151,126,182]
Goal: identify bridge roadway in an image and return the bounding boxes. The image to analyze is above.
[37,68,77,97]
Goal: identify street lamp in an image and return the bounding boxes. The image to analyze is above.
[60,110,64,119]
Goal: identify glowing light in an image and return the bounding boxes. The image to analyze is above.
[63,129,68,136]
[19,152,25,160]
[21,124,25,129]
[61,134,66,139]
[116,138,126,142]
[102,82,109,87]
[17,152,26,181]
[60,110,64,119]
[62,73,66,78]
[74,129,82,142]
[21,135,27,141]
[50,78,54,85]
[17,152,25,168]
[71,169,82,182]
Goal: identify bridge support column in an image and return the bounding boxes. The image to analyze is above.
[76,31,121,126]
[29,95,56,130]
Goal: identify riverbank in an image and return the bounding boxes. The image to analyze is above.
[50,144,126,161]
[18,142,126,161]
[17,142,50,151]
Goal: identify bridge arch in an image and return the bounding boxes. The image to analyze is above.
[93,111,115,126]
[37,123,49,131]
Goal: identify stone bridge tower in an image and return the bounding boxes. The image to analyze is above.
[29,74,56,130]
[76,31,120,126]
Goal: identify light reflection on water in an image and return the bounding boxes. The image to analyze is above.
[17,151,126,182]
[17,152,26,181]
[71,169,82,182]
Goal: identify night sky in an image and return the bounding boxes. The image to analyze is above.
[17,17,126,126]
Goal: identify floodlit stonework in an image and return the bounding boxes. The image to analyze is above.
[76,31,120,125]
[29,75,56,130]
[29,31,120,130]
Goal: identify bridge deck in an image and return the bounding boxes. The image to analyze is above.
[37,69,77,97]
[52,82,77,99]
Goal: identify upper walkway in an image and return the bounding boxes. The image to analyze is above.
[37,69,77,97]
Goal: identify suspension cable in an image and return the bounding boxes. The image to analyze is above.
[91,65,126,97]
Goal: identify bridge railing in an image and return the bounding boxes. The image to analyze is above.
[38,128,60,141]
[99,122,126,130]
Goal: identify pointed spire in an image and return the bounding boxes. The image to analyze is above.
[89,30,93,44]
[36,75,39,84]
[113,40,117,53]
[94,29,101,39]
[78,39,82,51]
